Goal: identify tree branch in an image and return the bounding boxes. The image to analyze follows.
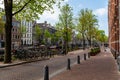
[12,0,31,16]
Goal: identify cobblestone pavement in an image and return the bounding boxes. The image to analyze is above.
[51,48,120,80]
[0,49,89,80]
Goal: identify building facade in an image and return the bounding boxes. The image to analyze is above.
[21,20,33,45]
[0,17,21,48]
[33,21,56,45]
[108,0,119,58]
[11,18,21,49]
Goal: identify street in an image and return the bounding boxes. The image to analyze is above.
[0,50,89,80]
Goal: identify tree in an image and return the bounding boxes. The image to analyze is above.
[34,25,42,43]
[77,9,98,49]
[56,4,73,54]
[44,30,51,39]
[52,25,64,46]
[85,9,98,47]
[44,29,51,44]
[96,30,107,42]
[92,28,108,47]
[1,0,63,63]
[77,9,88,49]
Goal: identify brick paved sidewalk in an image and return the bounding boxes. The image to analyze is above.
[51,48,120,80]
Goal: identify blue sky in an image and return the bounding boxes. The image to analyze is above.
[37,0,108,36]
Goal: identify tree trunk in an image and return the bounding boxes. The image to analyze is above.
[82,33,85,50]
[4,0,13,63]
[90,36,92,47]
[64,31,68,55]
[88,39,91,47]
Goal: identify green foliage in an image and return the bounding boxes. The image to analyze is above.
[104,35,108,42]
[76,8,98,40]
[0,18,5,34]
[14,0,64,20]
[55,23,64,38]
[55,25,73,42]
[44,29,51,38]
[63,28,72,41]
[76,8,109,48]
[90,47,100,56]
[76,32,82,40]
[34,25,42,39]
[56,4,73,41]
[86,16,98,40]
[50,27,63,44]
[55,4,74,54]
[44,29,52,44]
[0,0,64,20]
[94,29,108,42]
[59,4,73,29]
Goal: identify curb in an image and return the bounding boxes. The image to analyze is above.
[0,49,89,68]
[0,58,49,68]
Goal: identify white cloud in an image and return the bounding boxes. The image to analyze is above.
[37,5,60,25]
[0,0,4,8]
[64,0,69,2]
[37,0,70,25]
[93,6,108,35]
[94,7,108,35]
[94,7,107,16]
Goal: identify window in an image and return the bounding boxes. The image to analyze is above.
[13,28,14,32]
[18,36,19,39]
[15,35,17,39]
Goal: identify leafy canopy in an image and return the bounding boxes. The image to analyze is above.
[34,25,42,38]
[44,29,51,38]
[0,0,64,20]
[56,4,73,41]
[76,8,98,42]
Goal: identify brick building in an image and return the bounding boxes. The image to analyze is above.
[33,21,56,45]
[12,18,21,49]
[0,17,21,48]
[108,0,119,58]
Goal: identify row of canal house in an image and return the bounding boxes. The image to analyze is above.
[0,17,56,49]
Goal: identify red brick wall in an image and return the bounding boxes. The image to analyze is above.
[108,0,119,54]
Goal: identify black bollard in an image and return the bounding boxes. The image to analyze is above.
[84,54,86,60]
[77,55,80,64]
[67,58,71,70]
[44,65,49,80]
